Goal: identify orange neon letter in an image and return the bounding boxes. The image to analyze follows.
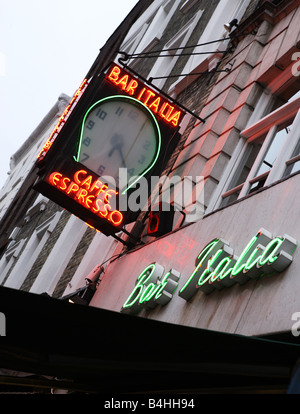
[85,195,95,209]
[143,90,156,106]
[59,177,71,191]
[49,172,62,186]
[104,189,118,203]
[108,66,121,84]
[117,75,129,91]
[90,179,103,193]
[159,103,174,120]
[94,183,108,197]
[126,79,139,96]
[137,87,146,101]
[74,170,88,185]
[76,188,89,205]
[66,182,80,195]
[81,175,93,190]
[149,97,161,113]
[92,198,103,214]
[98,203,111,219]
[110,210,123,226]
[167,110,181,127]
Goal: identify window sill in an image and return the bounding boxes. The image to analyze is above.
[205,169,300,220]
[241,97,300,142]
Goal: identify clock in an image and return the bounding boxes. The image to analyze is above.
[75,95,161,192]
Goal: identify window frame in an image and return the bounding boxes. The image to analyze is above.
[238,97,300,198]
[119,0,181,70]
[206,89,300,214]
[0,239,26,285]
[3,211,62,290]
[147,8,204,90]
[168,0,251,95]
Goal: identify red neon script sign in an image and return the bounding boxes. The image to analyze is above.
[48,169,124,226]
[106,64,183,127]
[37,79,89,162]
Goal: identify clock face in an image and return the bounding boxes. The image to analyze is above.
[75,95,161,191]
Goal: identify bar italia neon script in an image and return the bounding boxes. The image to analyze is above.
[179,228,298,300]
[121,264,181,314]
[121,229,297,314]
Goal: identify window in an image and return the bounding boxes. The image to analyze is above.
[169,0,251,94]
[3,211,62,290]
[147,9,204,90]
[284,140,300,177]
[119,0,180,69]
[216,85,300,209]
[0,239,26,286]
[248,123,292,193]
[29,214,87,295]
[180,0,198,14]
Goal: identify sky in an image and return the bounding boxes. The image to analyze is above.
[0,0,139,189]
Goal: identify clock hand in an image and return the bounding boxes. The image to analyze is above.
[109,133,123,156]
[108,134,127,168]
[109,144,127,168]
[108,146,116,157]
[110,133,124,147]
[117,146,127,168]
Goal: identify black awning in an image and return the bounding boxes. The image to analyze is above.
[0,286,299,394]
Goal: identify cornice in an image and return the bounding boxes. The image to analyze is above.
[230,0,300,46]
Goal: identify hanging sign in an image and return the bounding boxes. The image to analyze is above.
[37,79,89,163]
[121,229,297,314]
[34,63,186,236]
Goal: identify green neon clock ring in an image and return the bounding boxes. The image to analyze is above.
[75,95,162,193]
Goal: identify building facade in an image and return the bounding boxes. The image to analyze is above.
[1,0,300,393]
[86,0,300,339]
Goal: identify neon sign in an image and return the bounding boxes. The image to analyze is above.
[37,78,89,162]
[34,63,185,236]
[121,229,297,312]
[121,263,181,314]
[48,169,123,227]
[179,229,298,299]
[106,65,183,128]
[74,95,162,193]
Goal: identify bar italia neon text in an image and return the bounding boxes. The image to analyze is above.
[106,64,183,127]
[122,229,298,314]
[179,228,297,299]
